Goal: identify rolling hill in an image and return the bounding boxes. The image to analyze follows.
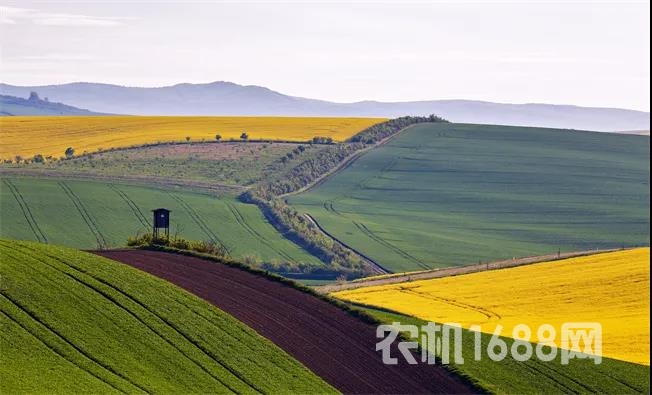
[1,82,648,132]
[0,178,321,267]
[95,248,473,394]
[0,239,335,393]
[288,123,650,272]
[0,93,104,116]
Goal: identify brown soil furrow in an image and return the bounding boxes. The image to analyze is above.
[95,249,474,394]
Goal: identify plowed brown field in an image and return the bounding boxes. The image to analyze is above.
[95,250,473,394]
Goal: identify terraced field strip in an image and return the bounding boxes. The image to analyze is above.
[95,249,474,394]
[333,248,651,365]
[58,181,107,249]
[2,179,47,243]
[0,240,335,393]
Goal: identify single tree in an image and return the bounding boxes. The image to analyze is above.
[65,147,75,158]
[185,136,191,142]
[33,154,45,163]
[215,134,222,142]
[14,155,22,164]
[240,132,249,141]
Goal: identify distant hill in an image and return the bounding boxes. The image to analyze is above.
[0,92,105,115]
[1,82,649,132]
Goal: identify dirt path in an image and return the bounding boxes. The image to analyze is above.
[95,249,475,394]
[316,248,626,294]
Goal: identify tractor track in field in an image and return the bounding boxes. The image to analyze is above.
[58,182,107,249]
[323,199,344,217]
[95,249,475,394]
[304,214,389,275]
[2,179,48,243]
[225,202,296,263]
[398,289,501,322]
[167,193,224,246]
[353,221,430,271]
[108,184,149,230]
[0,305,130,394]
[24,246,258,394]
[0,292,145,393]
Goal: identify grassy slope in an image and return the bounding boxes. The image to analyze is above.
[0,239,335,393]
[0,177,321,264]
[1,142,320,187]
[361,307,649,394]
[289,123,650,272]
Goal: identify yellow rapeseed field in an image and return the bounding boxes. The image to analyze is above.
[334,248,650,365]
[0,116,386,159]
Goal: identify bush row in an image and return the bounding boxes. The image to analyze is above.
[126,233,231,259]
[241,116,448,277]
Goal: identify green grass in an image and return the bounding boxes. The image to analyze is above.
[0,177,321,265]
[1,142,318,187]
[289,123,650,272]
[361,306,649,394]
[0,239,336,394]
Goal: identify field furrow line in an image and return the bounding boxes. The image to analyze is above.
[58,182,107,249]
[529,355,598,393]
[353,221,430,270]
[0,292,147,393]
[399,289,501,322]
[25,248,255,394]
[515,355,580,394]
[226,202,296,263]
[108,185,149,229]
[167,193,224,246]
[2,179,48,243]
[323,200,343,217]
[0,307,127,393]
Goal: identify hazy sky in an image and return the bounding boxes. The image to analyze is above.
[0,1,649,111]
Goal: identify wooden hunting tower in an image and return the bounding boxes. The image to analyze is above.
[152,208,170,239]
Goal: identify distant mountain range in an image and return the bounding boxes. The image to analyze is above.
[0,92,105,116]
[1,81,649,132]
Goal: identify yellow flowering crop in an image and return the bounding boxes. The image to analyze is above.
[334,248,650,365]
[0,116,385,159]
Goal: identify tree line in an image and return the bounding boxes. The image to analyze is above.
[240,115,448,278]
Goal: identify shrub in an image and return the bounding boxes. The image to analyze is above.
[127,233,230,259]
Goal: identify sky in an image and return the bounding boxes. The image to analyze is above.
[0,1,649,111]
